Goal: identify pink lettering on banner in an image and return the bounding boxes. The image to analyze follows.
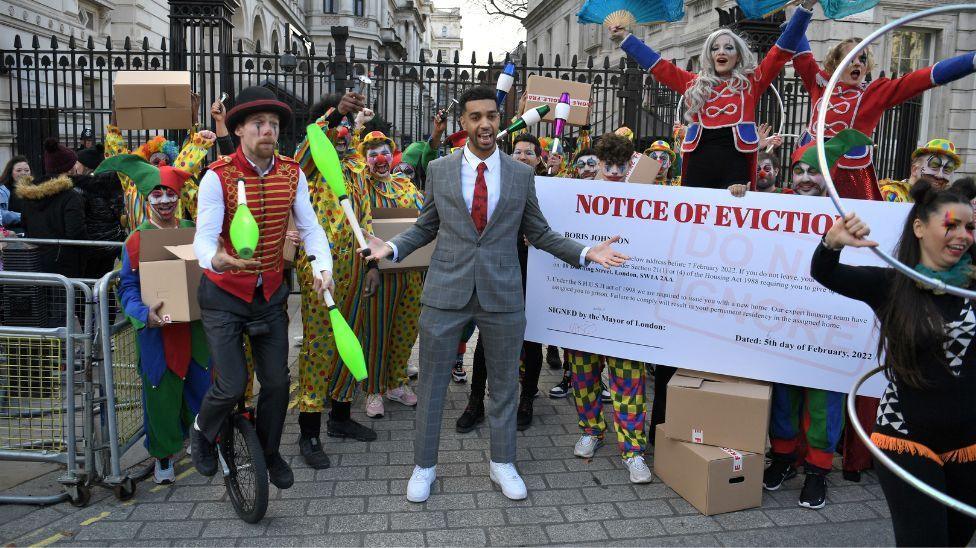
[721,447,744,472]
[526,93,590,108]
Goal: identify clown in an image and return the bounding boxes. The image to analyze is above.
[292,95,379,468]
[792,34,975,200]
[358,131,424,419]
[881,139,962,203]
[611,1,814,190]
[755,151,785,192]
[572,148,599,180]
[643,140,680,186]
[106,97,218,231]
[106,155,211,485]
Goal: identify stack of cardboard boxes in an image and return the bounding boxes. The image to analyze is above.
[113,71,193,130]
[654,369,772,515]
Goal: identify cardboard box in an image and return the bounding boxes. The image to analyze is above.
[625,153,662,184]
[654,424,763,516]
[283,217,297,265]
[664,369,771,454]
[115,108,143,129]
[524,75,593,127]
[140,107,193,131]
[371,207,435,271]
[113,71,191,109]
[138,227,202,323]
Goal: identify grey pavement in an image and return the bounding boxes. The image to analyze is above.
[0,296,898,546]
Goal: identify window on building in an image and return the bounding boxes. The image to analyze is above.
[323,0,335,13]
[545,28,552,61]
[564,15,571,59]
[687,55,701,72]
[441,25,448,37]
[354,0,364,16]
[889,29,933,76]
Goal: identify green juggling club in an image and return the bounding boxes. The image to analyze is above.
[230,178,259,259]
[306,123,369,252]
[309,256,368,381]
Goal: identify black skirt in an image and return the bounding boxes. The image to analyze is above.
[682,127,752,189]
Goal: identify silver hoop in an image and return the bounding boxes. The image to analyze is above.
[848,367,976,519]
[815,4,976,298]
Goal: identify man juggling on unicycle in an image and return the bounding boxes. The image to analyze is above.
[190,86,335,489]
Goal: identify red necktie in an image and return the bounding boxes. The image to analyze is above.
[471,162,488,233]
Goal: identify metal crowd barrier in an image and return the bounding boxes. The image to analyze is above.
[0,272,94,506]
[0,237,139,506]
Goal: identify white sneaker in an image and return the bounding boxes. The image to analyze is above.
[406,465,436,502]
[625,455,653,484]
[153,458,175,485]
[407,363,419,379]
[387,385,418,406]
[366,394,385,418]
[488,461,527,500]
[574,434,603,458]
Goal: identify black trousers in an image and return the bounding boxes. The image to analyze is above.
[648,365,676,444]
[876,448,976,546]
[469,337,542,401]
[196,276,291,457]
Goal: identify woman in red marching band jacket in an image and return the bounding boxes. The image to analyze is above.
[792,36,976,201]
[610,0,816,190]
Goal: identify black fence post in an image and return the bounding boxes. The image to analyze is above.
[620,58,642,135]
[332,26,349,94]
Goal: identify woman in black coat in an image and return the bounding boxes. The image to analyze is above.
[14,174,89,277]
[74,171,124,278]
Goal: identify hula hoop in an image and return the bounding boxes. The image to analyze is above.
[848,367,976,519]
[816,3,976,298]
[673,84,786,151]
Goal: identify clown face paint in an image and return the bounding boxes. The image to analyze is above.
[148,187,180,222]
[756,158,778,191]
[149,152,170,167]
[647,150,672,180]
[574,155,598,179]
[915,153,958,190]
[790,162,826,196]
[392,162,416,181]
[512,141,540,168]
[599,161,628,182]
[366,144,393,178]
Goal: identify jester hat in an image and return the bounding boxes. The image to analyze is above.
[795,129,874,172]
[911,138,961,166]
[95,154,191,197]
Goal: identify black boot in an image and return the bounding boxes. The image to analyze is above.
[190,420,217,477]
[545,345,562,369]
[516,396,534,431]
[267,452,295,489]
[455,398,485,433]
[299,435,331,469]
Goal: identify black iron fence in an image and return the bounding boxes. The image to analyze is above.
[0,29,920,181]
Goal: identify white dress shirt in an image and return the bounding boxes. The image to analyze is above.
[194,154,333,276]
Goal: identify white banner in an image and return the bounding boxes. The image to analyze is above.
[525,178,913,396]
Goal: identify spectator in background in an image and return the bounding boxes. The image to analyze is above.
[76,128,95,151]
[75,170,125,278]
[0,155,30,229]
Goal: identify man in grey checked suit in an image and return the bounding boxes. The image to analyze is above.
[363,86,628,502]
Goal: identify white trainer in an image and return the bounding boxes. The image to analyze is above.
[154,458,175,485]
[406,465,437,502]
[625,455,653,484]
[387,385,418,406]
[574,434,603,458]
[489,461,528,500]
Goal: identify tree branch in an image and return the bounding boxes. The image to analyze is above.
[482,0,527,21]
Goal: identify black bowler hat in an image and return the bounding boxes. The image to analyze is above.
[225,86,292,133]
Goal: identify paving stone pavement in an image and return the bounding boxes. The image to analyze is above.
[0,297,899,546]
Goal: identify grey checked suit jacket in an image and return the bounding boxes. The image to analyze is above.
[389,149,585,313]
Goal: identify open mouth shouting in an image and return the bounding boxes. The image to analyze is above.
[947,242,967,258]
[477,128,494,148]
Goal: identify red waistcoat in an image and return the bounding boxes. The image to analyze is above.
[204,148,299,303]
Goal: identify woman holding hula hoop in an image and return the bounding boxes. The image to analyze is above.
[609,0,816,190]
[792,37,975,201]
[813,180,976,545]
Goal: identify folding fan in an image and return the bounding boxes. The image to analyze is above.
[736,0,877,20]
[576,0,685,27]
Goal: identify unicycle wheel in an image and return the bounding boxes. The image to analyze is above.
[219,414,269,523]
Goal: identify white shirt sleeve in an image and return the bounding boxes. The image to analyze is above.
[579,247,590,267]
[193,170,225,272]
[387,241,399,262]
[292,170,334,275]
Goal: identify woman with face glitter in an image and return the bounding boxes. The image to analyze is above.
[356,131,425,421]
[610,0,815,190]
[792,37,975,201]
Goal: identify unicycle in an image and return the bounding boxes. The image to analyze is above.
[216,319,271,523]
[217,400,269,523]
